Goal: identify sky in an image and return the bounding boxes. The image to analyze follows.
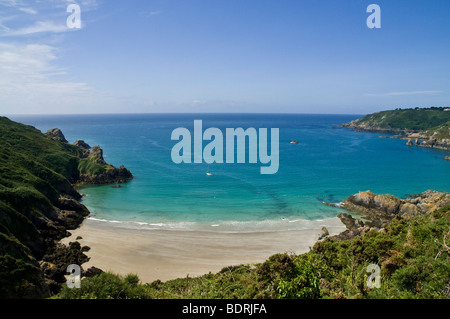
[0,0,449,115]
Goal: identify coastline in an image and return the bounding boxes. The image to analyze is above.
[61,217,346,283]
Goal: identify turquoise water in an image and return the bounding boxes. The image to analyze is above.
[11,114,450,232]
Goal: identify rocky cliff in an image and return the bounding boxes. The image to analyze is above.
[0,117,133,298]
[330,190,450,240]
[341,108,450,152]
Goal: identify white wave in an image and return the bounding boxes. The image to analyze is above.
[86,216,345,234]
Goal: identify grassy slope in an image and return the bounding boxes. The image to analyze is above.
[57,205,450,299]
[0,117,77,244]
[0,117,122,297]
[351,107,450,138]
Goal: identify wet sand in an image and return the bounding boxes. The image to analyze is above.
[61,218,345,283]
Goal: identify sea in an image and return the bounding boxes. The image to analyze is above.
[10,113,450,233]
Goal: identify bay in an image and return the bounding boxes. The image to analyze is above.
[11,113,450,232]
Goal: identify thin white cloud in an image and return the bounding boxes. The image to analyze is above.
[47,0,99,12]
[364,90,443,97]
[1,20,68,36]
[140,10,163,18]
[0,0,105,114]
[0,42,93,113]
[0,0,21,8]
[149,10,162,16]
[18,7,37,14]
[0,1,37,14]
[0,0,94,37]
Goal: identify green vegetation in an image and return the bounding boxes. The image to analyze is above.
[54,272,152,299]
[0,116,126,298]
[57,205,450,299]
[1,115,448,299]
[78,157,107,175]
[353,107,450,137]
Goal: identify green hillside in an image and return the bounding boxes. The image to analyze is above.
[346,107,450,138]
[0,117,131,298]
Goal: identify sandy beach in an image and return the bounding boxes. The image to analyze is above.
[61,218,345,283]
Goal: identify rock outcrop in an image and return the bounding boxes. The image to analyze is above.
[74,140,91,150]
[49,129,134,185]
[318,226,330,240]
[334,213,369,240]
[78,165,133,185]
[89,145,106,164]
[341,120,450,151]
[341,191,402,226]
[74,140,91,158]
[40,241,90,292]
[0,120,133,298]
[344,190,450,219]
[45,128,69,143]
[403,132,450,150]
[331,190,450,240]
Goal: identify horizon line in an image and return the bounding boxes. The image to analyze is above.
[4,112,366,117]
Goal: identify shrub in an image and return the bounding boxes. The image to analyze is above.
[56,272,152,299]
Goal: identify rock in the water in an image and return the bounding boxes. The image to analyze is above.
[46,128,68,143]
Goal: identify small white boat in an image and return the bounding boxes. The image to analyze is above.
[206,172,213,176]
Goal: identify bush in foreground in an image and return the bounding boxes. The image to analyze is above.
[56,206,450,299]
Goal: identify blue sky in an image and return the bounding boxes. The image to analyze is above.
[0,0,449,114]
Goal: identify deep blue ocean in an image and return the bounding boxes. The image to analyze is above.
[10,114,450,232]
